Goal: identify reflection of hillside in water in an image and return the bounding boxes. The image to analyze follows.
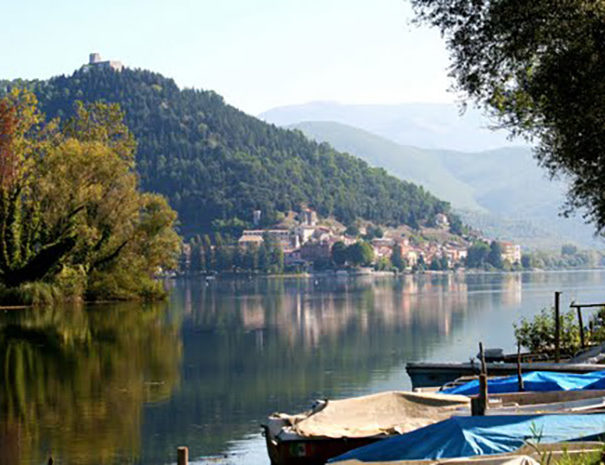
[0,272,530,465]
[179,275,477,346]
[142,275,526,463]
[0,303,181,465]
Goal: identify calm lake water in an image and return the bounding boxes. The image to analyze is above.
[3,270,605,465]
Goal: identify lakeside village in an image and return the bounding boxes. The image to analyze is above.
[180,208,523,275]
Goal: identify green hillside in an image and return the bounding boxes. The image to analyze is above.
[292,121,603,249]
[1,68,455,237]
[290,121,483,212]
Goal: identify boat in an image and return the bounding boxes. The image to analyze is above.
[406,360,605,389]
[264,372,605,465]
[262,391,469,465]
[488,388,605,410]
[330,442,604,465]
[328,413,605,463]
[440,369,605,395]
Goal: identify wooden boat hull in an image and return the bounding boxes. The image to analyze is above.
[406,361,605,388]
[262,425,384,465]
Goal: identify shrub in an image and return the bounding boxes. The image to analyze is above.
[55,266,88,300]
[0,282,64,306]
[514,307,581,355]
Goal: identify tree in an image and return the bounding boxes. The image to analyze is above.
[189,241,203,273]
[0,89,179,300]
[346,241,374,267]
[414,254,426,272]
[365,225,384,240]
[215,245,234,271]
[487,241,504,269]
[257,243,269,271]
[449,216,464,236]
[430,255,449,271]
[411,0,605,232]
[521,253,533,269]
[391,244,406,271]
[242,246,257,271]
[375,257,392,271]
[429,258,441,271]
[201,234,213,271]
[466,241,489,268]
[331,241,348,267]
[345,225,360,237]
[270,246,284,273]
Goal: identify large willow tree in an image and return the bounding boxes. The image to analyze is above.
[411,0,605,232]
[0,89,179,301]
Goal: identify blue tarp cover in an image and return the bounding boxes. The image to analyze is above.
[441,370,605,395]
[328,414,605,463]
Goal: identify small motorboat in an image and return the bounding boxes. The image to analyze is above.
[262,391,469,465]
[331,442,603,465]
[328,413,605,463]
[406,360,605,389]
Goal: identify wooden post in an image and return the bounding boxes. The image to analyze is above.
[471,342,488,416]
[471,373,488,415]
[177,446,188,465]
[479,342,486,375]
[554,291,561,363]
[577,306,585,348]
[517,342,524,392]
[471,374,488,416]
[471,396,479,415]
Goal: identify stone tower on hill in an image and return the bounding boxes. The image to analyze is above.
[84,53,124,72]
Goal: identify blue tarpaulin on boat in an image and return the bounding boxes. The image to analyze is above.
[328,414,605,463]
[441,370,605,395]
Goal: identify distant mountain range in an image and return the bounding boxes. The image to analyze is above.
[259,101,521,152]
[270,118,602,250]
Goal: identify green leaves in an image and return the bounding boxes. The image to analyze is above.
[0,90,179,301]
[514,307,580,355]
[411,0,605,232]
[23,67,456,236]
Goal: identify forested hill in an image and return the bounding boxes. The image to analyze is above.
[3,68,456,236]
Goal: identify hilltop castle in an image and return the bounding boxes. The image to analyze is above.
[84,53,124,72]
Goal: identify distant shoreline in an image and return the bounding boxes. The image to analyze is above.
[177,266,605,281]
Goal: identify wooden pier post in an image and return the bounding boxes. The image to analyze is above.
[471,342,488,415]
[471,373,488,415]
[577,306,585,348]
[554,291,561,363]
[517,342,524,391]
[177,446,188,465]
[479,342,486,374]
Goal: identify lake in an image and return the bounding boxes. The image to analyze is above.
[2,270,605,465]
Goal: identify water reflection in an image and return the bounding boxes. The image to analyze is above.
[3,271,605,465]
[142,273,528,463]
[178,275,473,342]
[0,303,181,465]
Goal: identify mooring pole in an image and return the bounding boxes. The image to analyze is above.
[471,375,488,415]
[577,306,585,348]
[177,446,189,465]
[479,341,486,374]
[554,291,561,363]
[517,342,524,392]
[471,342,488,416]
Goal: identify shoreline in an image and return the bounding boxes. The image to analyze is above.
[177,266,605,281]
[5,267,604,310]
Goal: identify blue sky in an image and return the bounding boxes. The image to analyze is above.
[3,0,453,114]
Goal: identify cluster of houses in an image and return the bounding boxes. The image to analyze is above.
[236,209,520,270]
